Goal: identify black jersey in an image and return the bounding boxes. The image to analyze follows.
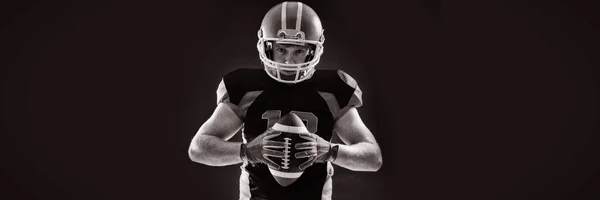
[216,68,363,200]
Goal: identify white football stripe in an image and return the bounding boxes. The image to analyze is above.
[272,123,308,133]
[269,168,304,178]
[281,2,287,30]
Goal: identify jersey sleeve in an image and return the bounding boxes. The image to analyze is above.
[215,69,264,120]
[216,77,243,119]
[335,70,363,119]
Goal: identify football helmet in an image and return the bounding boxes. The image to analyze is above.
[257,1,325,84]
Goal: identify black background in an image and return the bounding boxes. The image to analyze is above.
[2,0,598,199]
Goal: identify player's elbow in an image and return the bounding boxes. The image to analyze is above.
[188,146,205,163]
[363,148,382,172]
[371,154,383,172]
[349,155,382,172]
[347,151,382,172]
[188,146,219,166]
[188,141,212,165]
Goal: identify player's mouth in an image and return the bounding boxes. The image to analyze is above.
[280,71,297,76]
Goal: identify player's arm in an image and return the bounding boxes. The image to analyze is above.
[188,102,244,166]
[331,107,382,172]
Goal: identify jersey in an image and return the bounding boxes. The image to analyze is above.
[216,68,363,200]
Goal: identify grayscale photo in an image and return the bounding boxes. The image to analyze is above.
[2,0,598,200]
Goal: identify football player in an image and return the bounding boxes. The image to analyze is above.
[188,1,382,200]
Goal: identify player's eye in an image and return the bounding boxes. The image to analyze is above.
[295,49,305,54]
[277,48,286,53]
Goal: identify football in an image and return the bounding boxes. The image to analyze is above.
[267,113,311,187]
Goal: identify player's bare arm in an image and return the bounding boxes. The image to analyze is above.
[331,107,382,172]
[188,103,244,166]
[294,107,383,172]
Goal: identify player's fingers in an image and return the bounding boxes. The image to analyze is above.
[295,142,317,150]
[298,134,316,141]
[263,149,285,158]
[294,151,307,159]
[262,131,282,140]
[263,140,287,148]
[297,131,312,136]
[299,157,316,170]
[262,156,281,170]
[295,150,317,159]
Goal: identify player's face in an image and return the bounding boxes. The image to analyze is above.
[273,43,309,80]
[272,43,309,76]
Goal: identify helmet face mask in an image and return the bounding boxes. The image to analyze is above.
[257,2,325,84]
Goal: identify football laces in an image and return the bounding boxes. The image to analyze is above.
[281,137,291,169]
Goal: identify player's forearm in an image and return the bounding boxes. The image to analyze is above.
[332,142,382,172]
[188,134,243,166]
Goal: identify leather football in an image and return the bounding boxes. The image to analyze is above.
[266,113,311,187]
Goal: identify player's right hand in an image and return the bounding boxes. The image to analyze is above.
[241,128,286,169]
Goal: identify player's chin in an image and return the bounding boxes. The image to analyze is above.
[279,73,298,81]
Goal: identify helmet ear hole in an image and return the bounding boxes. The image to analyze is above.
[265,41,274,60]
[305,44,316,62]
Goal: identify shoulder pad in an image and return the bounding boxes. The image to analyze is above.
[216,68,266,119]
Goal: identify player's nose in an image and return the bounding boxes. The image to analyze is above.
[284,54,296,64]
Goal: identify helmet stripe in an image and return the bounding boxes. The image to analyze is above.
[281,2,287,30]
[295,2,303,30]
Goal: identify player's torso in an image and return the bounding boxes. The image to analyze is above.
[222,68,357,200]
[242,80,335,143]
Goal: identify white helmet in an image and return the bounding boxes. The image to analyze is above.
[257,1,325,84]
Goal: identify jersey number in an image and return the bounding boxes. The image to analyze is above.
[262,110,318,134]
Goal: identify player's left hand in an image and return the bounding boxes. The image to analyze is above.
[294,132,339,170]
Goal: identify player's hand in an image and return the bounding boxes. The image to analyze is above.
[241,128,286,169]
[294,132,339,170]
